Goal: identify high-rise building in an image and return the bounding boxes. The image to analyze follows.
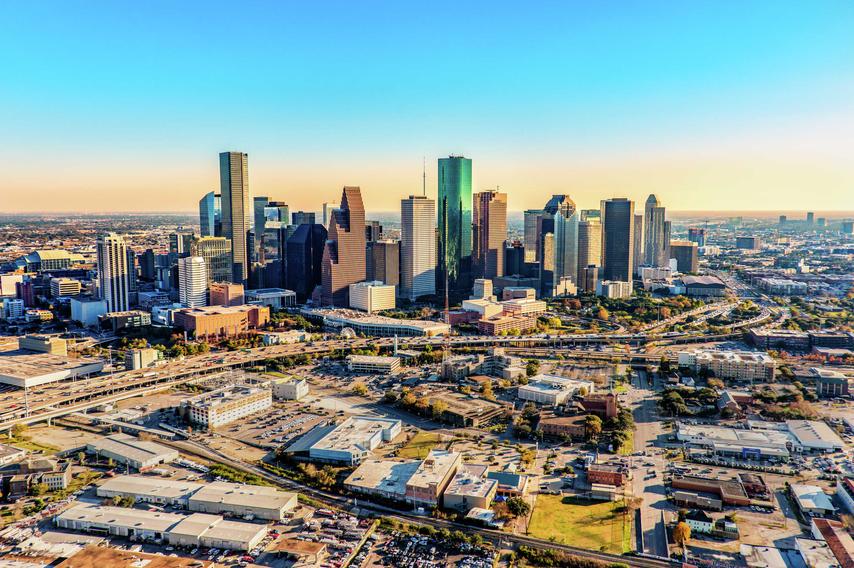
[291,211,315,226]
[505,241,525,276]
[322,202,339,228]
[577,213,602,287]
[437,156,473,304]
[252,196,269,261]
[581,265,599,293]
[219,151,251,284]
[169,231,195,258]
[472,190,508,279]
[401,195,436,302]
[264,201,288,223]
[321,187,366,306]
[191,236,233,285]
[209,282,245,307]
[806,212,815,224]
[365,221,383,242]
[199,191,221,237]
[600,198,635,282]
[96,233,130,312]
[553,198,579,289]
[643,194,668,267]
[670,241,698,273]
[523,209,544,263]
[366,240,400,289]
[688,227,706,247]
[633,214,643,276]
[286,223,327,302]
[779,215,788,226]
[536,195,571,296]
[126,248,138,299]
[259,224,287,289]
[842,220,854,235]
[139,249,156,281]
[178,256,208,308]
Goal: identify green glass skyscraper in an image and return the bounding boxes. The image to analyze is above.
[437,155,473,305]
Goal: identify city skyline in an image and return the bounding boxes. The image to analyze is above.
[2,1,854,213]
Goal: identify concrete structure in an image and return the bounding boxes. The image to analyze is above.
[678,349,776,382]
[344,459,421,502]
[178,256,207,308]
[682,275,727,297]
[552,198,579,291]
[517,374,594,405]
[18,335,67,356]
[220,151,251,283]
[785,420,845,452]
[55,504,266,551]
[501,298,547,317]
[596,280,632,299]
[302,307,449,337]
[322,186,367,306]
[271,377,309,401]
[366,239,400,290]
[0,349,104,388]
[400,195,436,301]
[173,304,270,338]
[791,484,835,517]
[675,422,791,461]
[305,416,401,465]
[96,233,130,312]
[477,314,536,335]
[442,469,497,512]
[670,475,750,506]
[125,347,160,370]
[209,281,244,306]
[199,190,221,237]
[182,385,272,428]
[576,215,602,289]
[670,240,699,273]
[346,354,401,374]
[501,287,536,300]
[349,281,395,313]
[404,450,462,508]
[0,443,26,466]
[736,236,762,250]
[245,287,296,309]
[86,434,178,471]
[472,190,507,279]
[50,277,81,298]
[71,296,108,327]
[99,310,151,332]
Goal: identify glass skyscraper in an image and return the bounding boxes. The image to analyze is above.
[437,155,472,304]
[600,198,635,282]
[219,151,250,284]
[199,191,220,237]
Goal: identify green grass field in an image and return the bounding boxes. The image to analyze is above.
[527,495,632,554]
[10,439,59,454]
[398,431,443,459]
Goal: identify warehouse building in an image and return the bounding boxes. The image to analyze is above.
[86,434,178,471]
[0,347,104,388]
[791,484,835,517]
[55,504,267,551]
[299,416,402,465]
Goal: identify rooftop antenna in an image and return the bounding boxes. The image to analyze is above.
[422,156,426,197]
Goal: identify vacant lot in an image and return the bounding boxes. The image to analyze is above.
[397,431,444,459]
[527,495,631,554]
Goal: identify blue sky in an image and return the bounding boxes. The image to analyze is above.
[2,1,853,212]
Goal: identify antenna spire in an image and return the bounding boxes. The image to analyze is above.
[422,156,426,197]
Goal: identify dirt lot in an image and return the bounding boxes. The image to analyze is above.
[25,425,101,452]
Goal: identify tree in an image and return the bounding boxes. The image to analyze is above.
[526,360,540,377]
[77,451,86,465]
[352,382,368,396]
[30,482,48,496]
[659,390,688,416]
[707,378,724,390]
[505,496,531,518]
[11,423,28,440]
[584,415,603,442]
[430,400,448,420]
[673,521,691,548]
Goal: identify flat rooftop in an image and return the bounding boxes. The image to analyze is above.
[189,481,296,511]
[98,475,200,501]
[0,348,103,381]
[57,545,218,568]
[520,374,594,393]
[344,459,421,496]
[786,420,845,448]
[57,503,181,533]
[183,385,269,410]
[347,355,400,364]
[445,471,497,498]
[791,484,834,511]
[169,512,266,544]
[311,416,400,454]
[87,433,176,464]
[407,450,460,490]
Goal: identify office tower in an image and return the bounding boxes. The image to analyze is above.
[534,195,570,296]
[251,196,269,263]
[219,151,251,284]
[139,249,156,281]
[688,228,706,247]
[291,211,315,226]
[779,215,788,225]
[264,201,289,223]
[169,231,194,258]
[471,278,493,300]
[505,241,525,276]
[259,224,286,289]
[322,202,339,227]
[581,265,599,293]
[600,198,635,282]
[842,220,854,235]
[670,241,699,273]
[664,220,672,261]
[286,223,327,303]
[365,221,383,242]
[321,187,366,306]
[126,248,138,298]
[210,282,245,307]
[633,214,643,276]
[191,236,233,285]
[199,191,221,237]
[806,212,815,224]
[523,209,543,262]
[553,197,579,289]
[643,194,668,267]
[96,233,130,312]
[16,281,35,307]
[577,213,602,286]
[178,256,208,308]
[401,195,436,302]
[437,156,473,304]
[472,190,508,279]
[366,240,400,288]
[817,217,826,227]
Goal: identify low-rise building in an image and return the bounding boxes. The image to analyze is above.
[86,433,178,471]
[670,475,750,506]
[477,314,536,335]
[209,282,245,307]
[678,349,776,382]
[173,304,270,338]
[346,354,401,374]
[811,368,850,398]
[580,393,618,419]
[404,450,462,508]
[271,377,309,401]
[836,477,854,515]
[791,484,835,517]
[685,510,714,534]
[182,385,272,428]
[442,470,498,512]
[587,463,628,487]
[260,330,309,345]
[0,444,26,467]
[99,310,152,332]
[681,275,727,297]
[0,348,104,388]
[517,374,594,406]
[537,414,586,440]
[18,335,68,356]
[811,518,854,567]
[125,347,160,370]
[486,471,530,497]
[302,416,401,465]
[500,298,547,317]
[245,287,297,309]
[348,281,395,313]
[596,280,632,299]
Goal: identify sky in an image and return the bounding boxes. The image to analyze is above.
[1,1,853,214]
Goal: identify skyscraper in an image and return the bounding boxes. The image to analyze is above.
[553,197,579,289]
[169,231,194,258]
[523,209,544,263]
[96,233,130,312]
[265,201,289,223]
[286,223,327,303]
[633,214,643,276]
[536,195,570,297]
[291,211,315,226]
[219,151,250,284]
[322,202,339,228]
[472,190,508,279]
[687,227,706,247]
[437,156,473,304]
[191,236,233,285]
[365,221,383,242]
[401,195,436,302]
[199,191,221,237]
[367,240,400,289]
[577,210,602,289]
[600,198,635,282]
[178,256,208,308]
[321,187,366,306]
[670,241,699,273]
[253,196,269,261]
[643,194,668,267]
